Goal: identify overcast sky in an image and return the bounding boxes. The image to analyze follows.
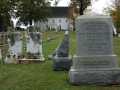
[50,0,111,14]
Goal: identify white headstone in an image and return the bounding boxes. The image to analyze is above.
[5,32,23,63]
[25,32,44,60]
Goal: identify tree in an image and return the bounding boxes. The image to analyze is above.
[15,0,52,26]
[0,0,15,31]
[68,1,79,30]
[68,0,98,30]
[75,0,91,15]
[103,0,120,33]
[54,0,98,15]
[54,0,91,15]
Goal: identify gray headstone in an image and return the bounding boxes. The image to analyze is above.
[7,27,12,34]
[57,31,69,57]
[0,34,4,45]
[52,31,72,71]
[46,38,51,42]
[69,14,120,85]
[29,25,34,32]
[4,34,8,45]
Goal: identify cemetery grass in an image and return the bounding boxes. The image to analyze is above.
[0,31,120,90]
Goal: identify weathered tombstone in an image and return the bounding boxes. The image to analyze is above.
[69,14,120,85]
[52,31,72,70]
[29,25,34,32]
[0,31,4,45]
[55,27,59,34]
[5,32,23,63]
[4,34,8,45]
[7,27,12,34]
[23,32,44,61]
[112,26,117,35]
[46,38,51,42]
[118,33,120,37]
[55,30,57,34]
[0,34,3,46]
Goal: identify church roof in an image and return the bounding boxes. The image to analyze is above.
[49,7,69,18]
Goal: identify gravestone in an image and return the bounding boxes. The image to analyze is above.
[52,31,72,70]
[69,14,120,85]
[23,32,44,61]
[29,25,34,32]
[19,26,44,62]
[0,34,3,45]
[4,34,8,45]
[5,32,23,63]
[0,32,4,45]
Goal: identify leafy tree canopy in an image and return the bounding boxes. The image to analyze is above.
[103,0,120,33]
[0,0,15,31]
[15,0,52,26]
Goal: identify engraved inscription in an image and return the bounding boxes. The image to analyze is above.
[77,21,110,52]
[82,60,109,65]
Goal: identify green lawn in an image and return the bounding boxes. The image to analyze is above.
[0,30,120,90]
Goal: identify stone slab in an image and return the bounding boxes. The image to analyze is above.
[20,58,45,61]
[73,54,118,69]
[5,58,18,63]
[69,66,120,85]
[5,58,45,63]
[52,55,72,71]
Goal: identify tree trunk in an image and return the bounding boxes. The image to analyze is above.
[0,15,3,32]
[79,1,84,15]
[29,0,34,25]
[29,19,32,25]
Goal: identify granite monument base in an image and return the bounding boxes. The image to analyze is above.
[52,55,72,71]
[69,67,120,85]
[19,54,45,62]
[73,55,118,69]
[69,54,120,85]
[20,58,45,61]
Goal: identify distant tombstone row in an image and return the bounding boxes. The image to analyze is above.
[5,25,44,63]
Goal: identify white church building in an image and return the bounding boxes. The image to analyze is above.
[34,7,73,30]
